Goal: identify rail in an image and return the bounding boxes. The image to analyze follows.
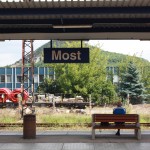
[0,123,149,128]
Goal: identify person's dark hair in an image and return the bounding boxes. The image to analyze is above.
[117,101,122,107]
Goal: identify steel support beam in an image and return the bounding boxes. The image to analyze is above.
[22,40,34,106]
[0,7,150,15]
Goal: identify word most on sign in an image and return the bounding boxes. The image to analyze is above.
[44,48,89,63]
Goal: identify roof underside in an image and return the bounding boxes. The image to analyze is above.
[1,0,150,40]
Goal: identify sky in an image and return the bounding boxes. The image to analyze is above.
[0,40,150,67]
[89,40,150,61]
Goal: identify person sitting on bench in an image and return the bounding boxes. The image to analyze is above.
[113,101,126,136]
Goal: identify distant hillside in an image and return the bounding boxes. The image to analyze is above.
[10,41,150,67]
[101,50,149,66]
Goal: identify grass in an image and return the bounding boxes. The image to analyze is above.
[38,113,91,124]
[0,108,20,123]
[140,114,150,123]
[0,105,150,130]
[0,116,17,123]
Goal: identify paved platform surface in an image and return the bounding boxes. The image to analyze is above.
[0,130,149,150]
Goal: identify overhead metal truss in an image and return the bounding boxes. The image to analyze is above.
[1,0,150,8]
[22,40,34,105]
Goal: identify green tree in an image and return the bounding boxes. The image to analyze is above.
[99,81,116,104]
[37,78,62,94]
[120,61,145,104]
[140,64,150,94]
[56,42,108,101]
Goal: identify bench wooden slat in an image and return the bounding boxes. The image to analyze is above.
[94,124,140,129]
[93,114,139,123]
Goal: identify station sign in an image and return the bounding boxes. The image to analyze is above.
[44,48,89,63]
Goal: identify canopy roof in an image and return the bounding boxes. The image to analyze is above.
[0,0,150,40]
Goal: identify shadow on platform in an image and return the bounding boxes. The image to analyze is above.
[0,131,150,143]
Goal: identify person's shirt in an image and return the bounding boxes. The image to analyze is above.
[113,107,126,114]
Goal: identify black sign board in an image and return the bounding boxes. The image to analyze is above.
[44,48,89,63]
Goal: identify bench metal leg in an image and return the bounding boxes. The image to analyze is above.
[92,128,95,140]
[134,129,137,137]
[135,129,141,140]
[137,129,141,140]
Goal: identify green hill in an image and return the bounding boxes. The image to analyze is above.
[101,50,149,66]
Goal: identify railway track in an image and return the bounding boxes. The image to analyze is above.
[0,123,150,128]
[1,102,95,109]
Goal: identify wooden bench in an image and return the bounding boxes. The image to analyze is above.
[92,114,141,140]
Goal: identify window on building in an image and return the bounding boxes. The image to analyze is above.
[113,75,119,83]
[114,67,119,75]
[17,75,28,83]
[24,75,28,83]
[0,75,5,82]
[46,75,53,79]
[34,75,38,83]
[49,75,53,79]
[6,75,12,83]
[39,75,44,82]
[17,75,21,82]
[110,67,113,73]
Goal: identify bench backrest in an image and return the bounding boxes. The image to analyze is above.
[92,114,139,123]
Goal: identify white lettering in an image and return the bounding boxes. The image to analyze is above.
[52,50,61,60]
[77,51,81,60]
[70,53,76,60]
[62,53,69,60]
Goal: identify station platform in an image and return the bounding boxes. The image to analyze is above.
[0,130,150,150]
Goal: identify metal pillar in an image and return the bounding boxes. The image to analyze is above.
[22,40,34,106]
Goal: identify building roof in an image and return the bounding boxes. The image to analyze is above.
[0,0,150,40]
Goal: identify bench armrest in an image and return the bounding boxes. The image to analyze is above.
[136,123,140,128]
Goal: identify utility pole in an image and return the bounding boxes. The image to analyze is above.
[22,40,34,113]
